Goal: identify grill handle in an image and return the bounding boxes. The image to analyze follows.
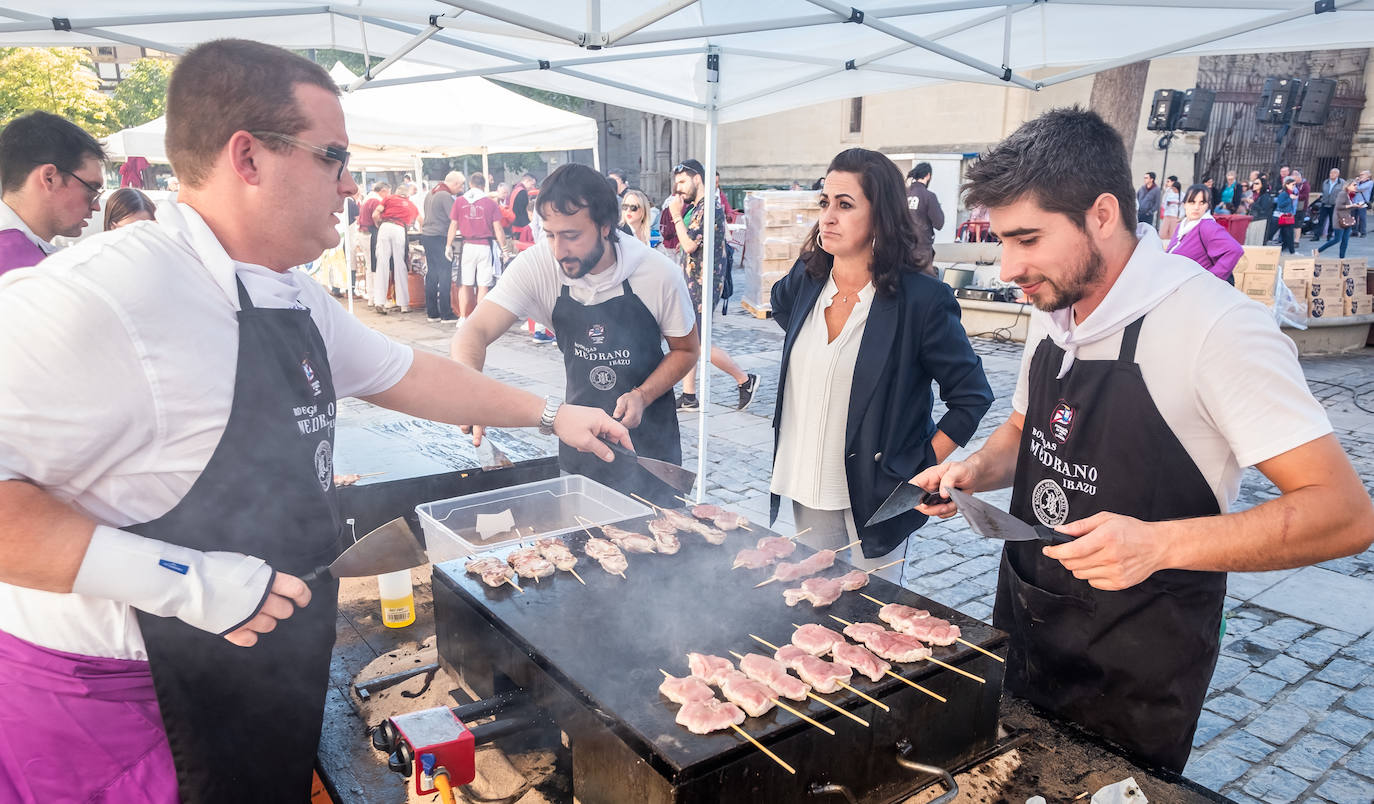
[806,783,858,804]
[894,740,958,804]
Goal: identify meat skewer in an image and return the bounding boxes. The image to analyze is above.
[505,546,556,581]
[717,670,777,718]
[860,593,1003,663]
[876,602,961,646]
[645,517,682,554]
[730,652,811,702]
[533,537,585,584]
[789,622,946,702]
[758,637,890,712]
[686,652,736,686]
[756,535,797,560]
[598,523,658,554]
[732,548,774,570]
[743,636,869,727]
[657,670,795,774]
[783,577,845,608]
[658,672,715,705]
[662,508,727,545]
[332,471,386,486]
[463,555,522,593]
[829,642,892,683]
[831,615,985,683]
[679,497,753,532]
[582,537,628,578]
[718,654,835,735]
[755,539,860,588]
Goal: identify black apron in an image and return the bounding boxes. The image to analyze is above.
[130,278,346,802]
[993,316,1226,772]
[552,279,682,506]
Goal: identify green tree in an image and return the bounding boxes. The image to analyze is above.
[0,47,117,135]
[110,57,173,129]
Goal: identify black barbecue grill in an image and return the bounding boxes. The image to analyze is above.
[431,512,1007,804]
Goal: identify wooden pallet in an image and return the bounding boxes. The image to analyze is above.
[740,299,773,319]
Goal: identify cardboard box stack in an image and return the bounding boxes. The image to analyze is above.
[740,190,820,314]
[1303,257,1347,320]
[1232,246,1280,306]
[1342,257,1370,316]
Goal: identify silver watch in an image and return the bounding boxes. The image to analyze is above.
[538,396,562,435]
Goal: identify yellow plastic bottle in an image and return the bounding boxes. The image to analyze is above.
[377,569,415,628]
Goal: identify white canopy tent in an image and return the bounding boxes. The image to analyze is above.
[9,0,1374,498]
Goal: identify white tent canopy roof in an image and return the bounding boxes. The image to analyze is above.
[2,2,1373,124]
[100,61,596,168]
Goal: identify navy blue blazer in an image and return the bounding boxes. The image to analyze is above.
[769,259,994,557]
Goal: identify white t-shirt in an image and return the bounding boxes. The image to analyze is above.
[1012,273,1331,514]
[0,202,413,659]
[486,234,695,338]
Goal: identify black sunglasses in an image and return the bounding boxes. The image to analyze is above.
[61,169,103,203]
[251,131,351,181]
[672,163,701,177]
[622,204,640,211]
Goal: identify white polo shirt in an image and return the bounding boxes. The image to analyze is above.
[0,202,413,660]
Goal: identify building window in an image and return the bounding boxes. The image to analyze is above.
[96,46,116,58]
[849,98,863,134]
[96,61,119,81]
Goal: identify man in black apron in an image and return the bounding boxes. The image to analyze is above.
[0,41,632,804]
[912,108,1373,772]
[454,163,700,506]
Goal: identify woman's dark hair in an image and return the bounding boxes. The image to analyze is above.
[962,106,1135,234]
[1182,183,1210,206]
[799,148,918,296]
[103,188,157,231]
[535,163,619,242]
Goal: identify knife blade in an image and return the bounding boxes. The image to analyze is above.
[865,482,946,527]
[597,436,697,494]
[299,517,429,583]
[945,488,1073,545]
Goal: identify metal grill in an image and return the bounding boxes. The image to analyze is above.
[1193,49,1368,182]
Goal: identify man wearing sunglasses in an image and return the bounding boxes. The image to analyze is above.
[0,40,630,804]
[0,110,106,276]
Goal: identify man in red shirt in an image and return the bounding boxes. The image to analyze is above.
[371,186,417,313]
[447,172,508,321]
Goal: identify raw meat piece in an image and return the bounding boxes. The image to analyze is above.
[687,653,736,686]
[840,622,886,642]
[792,624,846,656]
[836,569,869,591]
[783,577,844,608]
[831,643,891,683]
[774,645,852,693]
[713,511,749,531]
[768,550,836,583]
[691,504,724,520]
[843,623,933,663]
[756,536,797,560]
[676,698,746,735]
[878,603,962,646]
[718,671,776,718]
[659,674,715,705]
[732,548,774,570]
[664,508,727,545]
[738,653,810,701]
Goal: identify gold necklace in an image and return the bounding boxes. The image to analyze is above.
[833,275,870,304]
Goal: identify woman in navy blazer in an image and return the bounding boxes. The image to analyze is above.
[769,148,994,571]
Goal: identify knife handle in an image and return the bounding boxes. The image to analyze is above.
[298,566,328,584]
[920,490,951,507]
[597,435,638,460]
[1034,526,1076,546]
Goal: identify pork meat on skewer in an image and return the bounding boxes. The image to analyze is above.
[583,537,629,575]
[687,652,736,686]
[712,510,749,531]
[506,547,556,580]
[464,556,516,588]
[836,569,870,591]
[645,517,682,554]
[756,536,796,560]
[830,642,892,683]
[783,577,845,608]
[767,549,837,584]
[878,603,963,646]
[774,645,852,694]
[842,622,933,663]
[792,624,846,656]
[599,523,658,554]
[737,653,811,701]
[659,673,715,705]
[718,670,777,718]
[675,698,746,735]
[732,548,775,570]
[690,503,723,520]
[533,537,578,572]
[663,508,727,545]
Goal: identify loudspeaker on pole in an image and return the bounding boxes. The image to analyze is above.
[1296,78,1337,126]
[1176,88,1215,131]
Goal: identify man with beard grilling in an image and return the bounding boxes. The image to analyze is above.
[910,107,1373,772]
[453,163,700,505]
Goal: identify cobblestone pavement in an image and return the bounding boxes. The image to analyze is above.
[346,268,1374,802]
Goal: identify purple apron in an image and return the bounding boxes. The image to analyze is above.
[0,630,178,803]
[0,229,46,278]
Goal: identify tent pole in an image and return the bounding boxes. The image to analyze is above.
[695,46,720,503]
[481,148,490,183]
[346,21,441,91]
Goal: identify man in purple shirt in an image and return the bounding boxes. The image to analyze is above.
[0,111,105,276]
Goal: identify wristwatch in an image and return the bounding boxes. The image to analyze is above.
[538,395,562,435]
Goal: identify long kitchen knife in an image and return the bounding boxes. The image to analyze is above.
[299,517,429,583]
[945,487,1074,545]
[865,482,948,527]
[597,436,697,494]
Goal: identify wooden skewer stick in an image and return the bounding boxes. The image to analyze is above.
[504,575,524,594]
[569,568,586,585]
[835,680,890,711]
[729,724,795,775]
[725,652,835,736]
[754,576,780,588]
[858,593,1005,665]
[675,494,694,506]
[788,623,945,703]
[787,527,812,542]
[838,538,862,551]
[354,471,387,479]
[629,492,662,513]
[828,615,986,684]
[865,558,905,575]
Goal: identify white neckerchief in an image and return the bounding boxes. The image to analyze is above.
[463,188,485,203]
[1034,224,1201,379]
[1172,211,1213,246]
[558,233,649,305]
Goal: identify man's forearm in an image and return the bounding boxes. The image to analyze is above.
[964,416,1024,491]
[634,345,698,404]
[0,480,94,593]
[364,350,544,428]
[450,327,489,372]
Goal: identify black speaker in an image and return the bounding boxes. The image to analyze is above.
[1257,77,1300,124]
[1147,89,1183,131]
[1296,78,1337,125]
[1177,88,1215,131]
